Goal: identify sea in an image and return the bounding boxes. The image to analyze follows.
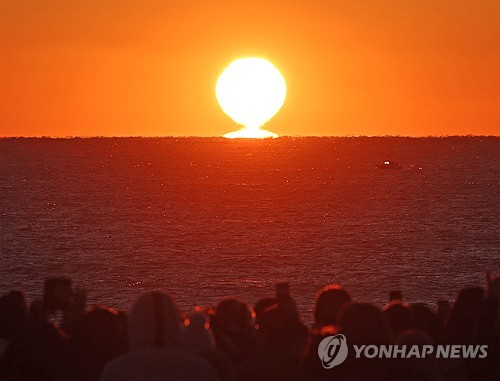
[1,137,499,321]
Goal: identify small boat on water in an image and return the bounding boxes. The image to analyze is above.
[376,160,402,169]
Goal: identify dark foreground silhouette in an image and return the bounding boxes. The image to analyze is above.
[0,277,499,381]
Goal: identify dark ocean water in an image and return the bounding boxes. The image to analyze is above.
[1,137,499,320]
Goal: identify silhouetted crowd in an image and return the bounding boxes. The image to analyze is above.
[0,277,499,381]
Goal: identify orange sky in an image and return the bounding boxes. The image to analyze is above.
[1,0,499,137]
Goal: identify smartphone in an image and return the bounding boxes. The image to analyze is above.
[275,282,290,299]
[43,277,73,311]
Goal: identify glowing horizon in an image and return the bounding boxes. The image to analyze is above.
[223,126,278,139]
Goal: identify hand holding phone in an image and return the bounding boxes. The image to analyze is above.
[43,277,73,312]
[275,282,290,299]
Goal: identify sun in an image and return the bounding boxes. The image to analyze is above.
[216,57,286,139]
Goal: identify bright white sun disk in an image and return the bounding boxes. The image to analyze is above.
[216,58,286,138]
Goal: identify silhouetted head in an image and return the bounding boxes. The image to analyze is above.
[87,305,127,344]
[487,277,500,304]
[314,284,351,327]
[77,305,128,378]
[383,301,415,337]
[411,303,437,328]
[339,303,391,345]
[212,298,252,335]
[256,304,306,344]
[0,291,27,339]
[211,298,254,360]
[187,311,208,332]
[128,291,180,351]
[410,303,445,344]
[254,297,276,326]
[446,286,484,344]
[389,290,403,302]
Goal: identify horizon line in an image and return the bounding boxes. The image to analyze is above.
[1,134,499,139]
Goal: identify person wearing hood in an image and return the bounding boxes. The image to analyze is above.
[99,291,219,381]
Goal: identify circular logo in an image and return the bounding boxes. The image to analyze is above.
[318,334,349,369]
